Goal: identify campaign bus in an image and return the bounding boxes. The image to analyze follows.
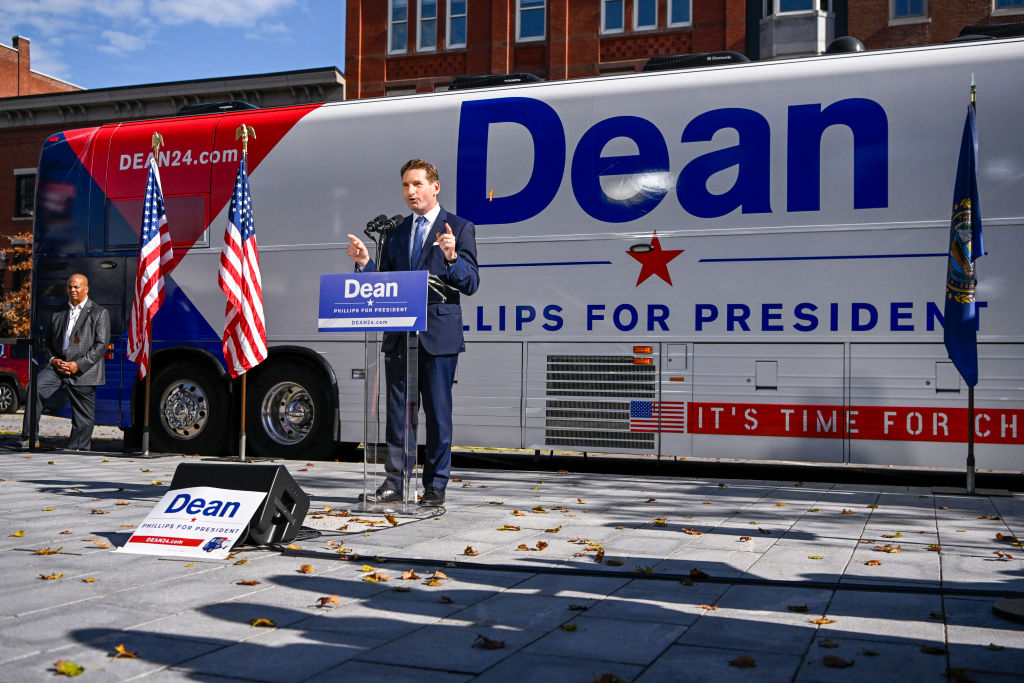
[30,37,1023,468]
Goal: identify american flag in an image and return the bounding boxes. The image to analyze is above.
[126,158,174,379]
[630,400,686,433]
[218,156,267,378]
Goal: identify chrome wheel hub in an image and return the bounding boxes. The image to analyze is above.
[159,380,209,440]
[261,381,314,446]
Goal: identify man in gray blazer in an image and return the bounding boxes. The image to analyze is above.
[21,273,111,450]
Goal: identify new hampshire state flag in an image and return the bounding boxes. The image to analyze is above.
[943,101,985,387]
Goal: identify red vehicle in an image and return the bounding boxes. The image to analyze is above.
[0,342,30,413]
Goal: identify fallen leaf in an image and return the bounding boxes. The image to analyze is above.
[393,586,411,592]
[11,530,25,537]
[577,498,586,504]
[986,643,1004,651]
[234,559,248,565]
[364,571,390,582]
[823,655,853,668]
[653,518,667,527]
[810,618,836,625]
[42,507,55,512]
[473,633,506,649]
[35,546,62,555]
[115,500,129,506]
[867,504,879,509]
[841,509,854,515]
[698,604,718,610]
[681,527,703,535]
[939,505,949,510]
[402,569,421,580]
[89,540,112,549]
[758,528,772,535]
[249,618,276,627]
[531,505,548,514]
[739,536,752,542]
[865,560,882,566]
[40,572,63,580]
[440,595,453,604]
[384,514,398,526]
[559,623,578,631]
[151,481,165,486]
[53,659,84,677]
[298,564,314,574]
[881,532,903,539]
[819,638,839,648]
[689,568,709,578]
[461,482,472,488]
[238,579,261,586]
[787,605,809,613]
[795,482,804,487]
[82,577,96,583]
[487,501,504,505]
[536,541,549,551]
[184,563,196,568]
[776,502,787,507]
[545,525,562,533]
[809,508,820,512]
[729,656,756,668]
[928,545,942,552]
[606,557,624,566]
[90,509,109,515]
[464,546,479,556]
[498,524,521,531]
[615,525,627,530]
[424,577,443,586]
[112,644,138,659]
[645,497,656,503]
[569,604,588,611]
[860,649,879,656]
[316,595,340,607]
[873,544,902,553]
[594,548,605,563]
[808,556,824,560]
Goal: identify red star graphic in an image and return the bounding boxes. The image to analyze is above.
[628,232,683,286]
[191,517,197,522]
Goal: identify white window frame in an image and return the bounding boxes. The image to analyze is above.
[388,0,409,54]
[601,0,624,34]
[417,0,438,52]
[516,0,546,42]
[993,0,1024,15]
[447,0,467,49]
[889,0,928,25]
[13,168,35,220]
[634,0,658,30]
[668,0,693,27]
[764,0,830,16]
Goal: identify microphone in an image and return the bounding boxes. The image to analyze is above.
[364,214,388,237]
[380,214,404,233]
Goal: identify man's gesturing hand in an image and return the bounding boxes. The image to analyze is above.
[346,234,370,269]
[437,223,457,262]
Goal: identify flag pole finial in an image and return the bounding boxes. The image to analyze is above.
[151,132,164,166]
[235,124,256,156]
[970,74,976,106]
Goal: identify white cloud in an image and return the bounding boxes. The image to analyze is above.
[149,0,297,27]
[244,21,290,41]
[98,30,148,55]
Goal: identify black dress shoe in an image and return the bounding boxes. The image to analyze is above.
[358,487,403,504]
[419,487,445,507]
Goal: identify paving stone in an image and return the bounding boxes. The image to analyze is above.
[636,643,803,682]
[794,636,949,682]
[474,652,643,683]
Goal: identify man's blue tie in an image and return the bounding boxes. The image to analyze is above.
[411,215,428,268]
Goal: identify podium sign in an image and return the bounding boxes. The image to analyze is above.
[318,271,427,332]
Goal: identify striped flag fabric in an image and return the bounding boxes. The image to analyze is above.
[629,400,686,433]
[127,157,174,379]
[218,156,267,377]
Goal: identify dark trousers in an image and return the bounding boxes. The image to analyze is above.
[22,366,96,450]
[382,341,458,493]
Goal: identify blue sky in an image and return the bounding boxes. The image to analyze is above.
[1,0,346,90]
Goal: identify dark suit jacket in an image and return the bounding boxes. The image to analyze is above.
[43,299,111,387]
[364,206,479,356]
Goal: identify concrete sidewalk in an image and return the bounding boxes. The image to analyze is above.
[1,443,1022,682]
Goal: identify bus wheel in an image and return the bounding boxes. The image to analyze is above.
[248,360,334,459]
[150,361,228,455]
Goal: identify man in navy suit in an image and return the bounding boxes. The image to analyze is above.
[346,159,479,506]
[21,273,111,450]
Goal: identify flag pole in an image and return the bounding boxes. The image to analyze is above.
[141,131,163,458]
[236,125,252,463]
[965,75,977,495]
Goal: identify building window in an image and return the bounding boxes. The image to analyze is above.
[602,0,624,34]
[634,0,657,29]
[14,171,34,219]
[517,0,546,41]
[892,0,926,18]
[389,0,408,53]
[668,0,692,26]
[764,0,830,14]
[994,0,1024,13]
[448,0,467,48]
[418,0,437,51]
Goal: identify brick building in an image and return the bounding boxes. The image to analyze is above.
[0,36,80,98]
[346,0,749,98]
[848,0,1024,49]
[0,37,345,297]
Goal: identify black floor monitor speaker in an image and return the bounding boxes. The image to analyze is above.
[168,463,310,545]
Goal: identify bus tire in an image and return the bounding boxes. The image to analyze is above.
[150,361,229,455]
[247,360,334,459]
